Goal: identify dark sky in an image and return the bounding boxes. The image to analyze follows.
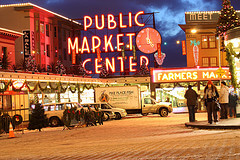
[1,0,240,68]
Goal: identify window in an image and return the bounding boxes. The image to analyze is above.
[209,36,216,48]
[54,26,57,37]
[202,57,209,67]
[201,35,216,49]
[144,98,153,104]
[210,57,217,67]
[202,57,217,67]
[46,24,49,37]
[64,48,67,60]
[43,105,55,111]
[46,45,50,57]
[202,36,208,48]
[40,23,44,34]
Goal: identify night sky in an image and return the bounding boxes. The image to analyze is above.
[1,0,240,68]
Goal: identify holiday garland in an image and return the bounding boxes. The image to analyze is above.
[49,82,59,90]
[25,81,38,92]
[38,82,49,92]
[69,83,78,93]
[226,43,238,90]
[0,80,12,92]
[11,80,26,92]
[0,79,97,93]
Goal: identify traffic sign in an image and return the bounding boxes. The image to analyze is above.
[215,67,225,78]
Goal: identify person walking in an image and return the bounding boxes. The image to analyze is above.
[229,90,238,118]
[184,85,198,122]
[204,80,219,124]
[219,81,229,119]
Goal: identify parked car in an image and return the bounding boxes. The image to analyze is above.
[81,103,116,121]
[42,102,82,127]
[81,102,127,120]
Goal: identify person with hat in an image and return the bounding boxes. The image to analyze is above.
[219,81,229,119]
[184,85,198,122]
[204,80,219,124]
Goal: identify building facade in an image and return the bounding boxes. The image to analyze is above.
[0,27,23,68]
[0,3,82,70]
[179,10,240,68]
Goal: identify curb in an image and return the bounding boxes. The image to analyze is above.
[185,121,240,129]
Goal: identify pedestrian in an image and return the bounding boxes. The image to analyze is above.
[184,85,198,122]
[219,81,229,119]
[229,90,238,118]
[204,80,219,124]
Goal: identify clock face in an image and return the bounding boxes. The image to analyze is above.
[136,27,162,54]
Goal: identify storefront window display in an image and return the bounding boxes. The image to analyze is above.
[80,89,94,104]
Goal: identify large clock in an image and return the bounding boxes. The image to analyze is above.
[136,27,162,54]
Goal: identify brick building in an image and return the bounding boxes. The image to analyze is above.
[0,3,82,70]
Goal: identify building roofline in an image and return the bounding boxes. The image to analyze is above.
[0,27,23,36]
[0,3,81,26]
[185,10,240,14]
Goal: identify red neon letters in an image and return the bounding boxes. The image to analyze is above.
[84,11,145,31]
[83,56,149,74]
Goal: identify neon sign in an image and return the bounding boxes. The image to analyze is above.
[68,11,146,64]
[83,55,149,74]
[151,67,231,83]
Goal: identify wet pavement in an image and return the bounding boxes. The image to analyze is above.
[1,113,240,160]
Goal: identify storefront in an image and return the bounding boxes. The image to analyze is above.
[150,67,231,110]
[0,71,109,121]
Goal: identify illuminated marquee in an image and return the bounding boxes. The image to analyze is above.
[68,11,146,66]
[151,67,231,83]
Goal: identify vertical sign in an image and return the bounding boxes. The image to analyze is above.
[182,40,186,55]
[23,31,30,57]
[72,50,76,64]
[157,43,161,58]
[31,31,35,52]
[97,48,101,62]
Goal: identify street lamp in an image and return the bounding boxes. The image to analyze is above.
[191,29,197,34]
[176,40,180,44]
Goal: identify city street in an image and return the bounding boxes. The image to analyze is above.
[1,113,240,159]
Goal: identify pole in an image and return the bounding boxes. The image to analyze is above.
[218,35,221,68]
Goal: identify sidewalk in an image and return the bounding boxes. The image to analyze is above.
[185,118,240,129]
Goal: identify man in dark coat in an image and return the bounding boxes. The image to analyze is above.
[184,85,198,122]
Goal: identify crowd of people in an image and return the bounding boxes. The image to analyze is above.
[184,80,238,124]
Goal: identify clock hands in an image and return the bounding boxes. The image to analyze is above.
[146,28,154,47]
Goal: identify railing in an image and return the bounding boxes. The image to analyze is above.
[0,108,30,122]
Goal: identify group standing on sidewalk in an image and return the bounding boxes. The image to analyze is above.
[202,80,239,124]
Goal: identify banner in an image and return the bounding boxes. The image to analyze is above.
[182,40,186,55]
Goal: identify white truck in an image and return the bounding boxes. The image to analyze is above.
[94,86,173,117]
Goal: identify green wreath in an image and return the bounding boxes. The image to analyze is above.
[12,80,26,92]
[0,80,12,92]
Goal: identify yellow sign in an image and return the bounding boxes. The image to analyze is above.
[215,67,225,78]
